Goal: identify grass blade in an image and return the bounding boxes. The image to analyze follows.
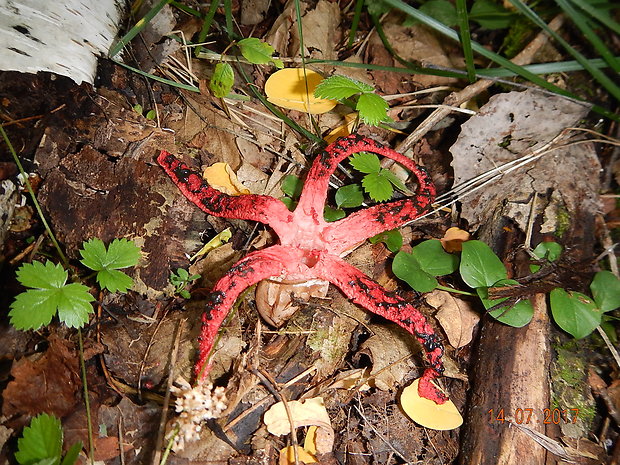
[382,0,618,120]
[109,0,171,58]
[566,0,620,35]
[456,0,476,82]
[223,0,233,39]
[195,0,221,57]
[508,0,620,101]
[478,57,619,77]
[555,0,620,73]
[348,0,365,48]
[112,60,200,92]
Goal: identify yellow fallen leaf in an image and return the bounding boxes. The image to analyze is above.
[304,426,318,455]
[400,378,463,430]
[279,445,318,465]
[265,68,337,114]
[440,227,471,252]
[189,227,232,262]
[264,397,334,455]
[203,162,250,196]
[324,113,358,143]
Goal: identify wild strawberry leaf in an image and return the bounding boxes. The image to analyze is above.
[314,75,374,100]
[210,62,234,98]
[378,168,412,194]
[15,413,63,465]
[79,238,140,293]
[356,93,391,126]
[350,152,381,174]
[10,262,94,330]
[95,270,135,294]
[362,172,393,202]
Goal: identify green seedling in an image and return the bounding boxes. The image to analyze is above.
[9,261,95,330]
[314,75,391,126]
[79,238,141,294]
[170,268,201,299]
[15,413,81,465]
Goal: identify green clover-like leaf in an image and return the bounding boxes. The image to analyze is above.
[95,269,134,294]
[392,251,438,293]
[550,288,602,339]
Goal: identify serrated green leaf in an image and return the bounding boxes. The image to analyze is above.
[104,238,141,269]
[591,270,620,312]
[411,239,459,276]
[15,413,63,465]
[335,183,364,208]
[238,37,277,64]
[460,240,508,288]
[370,230,403,253]
[314,75,374,100]
[9,289,59,330]
[96,269,134,294]
[550,288,602,338]
[356,93,390,126]
[16,261,68,290]
[56,283,95,328]
[210,62,234,98]
[281,174,303,199]
[350,152,381,174]
[392,251,438,293]
[362,172,393,202]
[477,279,534,327]
[79,238,108,271]
[378,169,412,194]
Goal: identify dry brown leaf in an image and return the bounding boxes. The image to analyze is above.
[450,89,596,230]
[357,324,417,391]
[256,277,329,327]
[427,290,479,348]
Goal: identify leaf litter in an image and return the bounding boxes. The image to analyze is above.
[0,1,617,464]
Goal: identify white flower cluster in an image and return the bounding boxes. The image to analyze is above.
[167,378,227,450]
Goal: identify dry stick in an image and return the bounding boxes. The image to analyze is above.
[396,14,566,154]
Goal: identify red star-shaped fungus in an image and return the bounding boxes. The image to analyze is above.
[158,134,447,404]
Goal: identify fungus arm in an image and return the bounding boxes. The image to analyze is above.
[158,151,293,238]
[315,253,448,404]
[295,136,435,252]
[195,246,290,380]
